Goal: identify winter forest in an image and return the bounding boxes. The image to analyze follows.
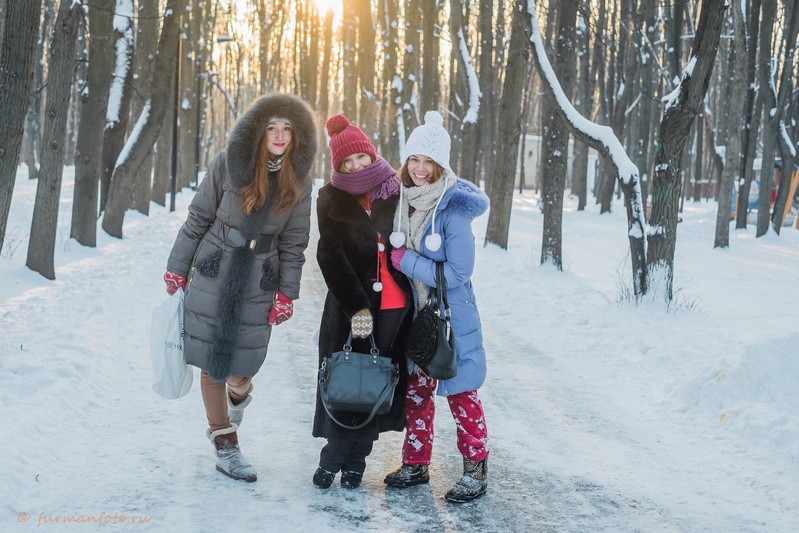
[0,0,796,300]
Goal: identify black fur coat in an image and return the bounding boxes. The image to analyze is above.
[313,184,413,441]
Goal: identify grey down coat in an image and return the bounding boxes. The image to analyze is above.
[167,94,317,380]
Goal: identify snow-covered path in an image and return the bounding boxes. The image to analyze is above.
[2,171,797,532]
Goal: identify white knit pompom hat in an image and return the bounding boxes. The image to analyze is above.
[390,111,452,252]
[400,111,451,171]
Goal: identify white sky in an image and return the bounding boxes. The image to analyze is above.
[1,166,797,531]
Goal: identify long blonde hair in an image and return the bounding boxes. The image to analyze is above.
[241,133,301,214]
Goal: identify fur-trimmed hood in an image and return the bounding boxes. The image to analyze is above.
[225,93,317,189]
[438,176,489,220]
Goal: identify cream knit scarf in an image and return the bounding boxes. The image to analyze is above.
[399,175,454,309]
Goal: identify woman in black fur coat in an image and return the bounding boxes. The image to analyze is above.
[312,114,413,489]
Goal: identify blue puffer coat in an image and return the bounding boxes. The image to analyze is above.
[397,177,489,396]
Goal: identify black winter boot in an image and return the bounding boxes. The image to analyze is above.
[384,464,430,488]
[445,456,487,503]
[340,470,363,489]
[312,467,335,489]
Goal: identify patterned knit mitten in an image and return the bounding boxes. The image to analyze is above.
[351,308,373,338]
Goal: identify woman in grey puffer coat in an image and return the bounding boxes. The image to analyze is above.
[165,93,317,483]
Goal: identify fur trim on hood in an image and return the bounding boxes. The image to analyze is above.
[439,177,489,220]
[225,93,317,189]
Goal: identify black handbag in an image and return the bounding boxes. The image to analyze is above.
[405,262,457,380]
[318,332,399,430]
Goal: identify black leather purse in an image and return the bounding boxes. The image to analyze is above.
[318,332,399,430]
[405,262,457,380]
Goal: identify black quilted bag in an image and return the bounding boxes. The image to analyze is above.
[405,262,457,380]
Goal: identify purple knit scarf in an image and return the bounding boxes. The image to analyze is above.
[330,156,399,200]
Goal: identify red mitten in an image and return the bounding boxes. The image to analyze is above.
[164,270,187,295]
[267,290,294,326]
[390,246,407,270]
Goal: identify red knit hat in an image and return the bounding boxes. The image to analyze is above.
[326,114,377,170]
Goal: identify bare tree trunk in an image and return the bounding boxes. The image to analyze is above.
[714,1,746,248]
[769,1,799,234]
[648,0,726,301]
[420,0,441,114]
[400,0,421,140]
[571,3,591,210]
[692,115,704,201]
[102,6,180,238]
[71,0,115,247]
[485,0,529,250]
[735,0,762,228]
[356,0,377,136]
[342,0,358,119]
[151,116,173,207]
[540,0,577,269]
[0,0,43,255]
[318,9,333,179]
[102,1,136,215]
[176,10,197,190]
[130,0,160,212]
[21,1,54,179]
[475,0,494,185]
[635,0,658,216]
[378,0,400,165]
[257,0,274,93]
[25,0,81,279]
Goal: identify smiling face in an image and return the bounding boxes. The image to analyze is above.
[407,155,439,187]
[265,120,293,157]
[340,152,373,173]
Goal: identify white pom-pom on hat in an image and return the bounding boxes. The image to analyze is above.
[372,282,383,292]
[423,110,443,126]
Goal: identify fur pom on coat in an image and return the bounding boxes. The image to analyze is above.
[167,94,317,380]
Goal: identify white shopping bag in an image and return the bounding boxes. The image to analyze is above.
[150,288,193,399]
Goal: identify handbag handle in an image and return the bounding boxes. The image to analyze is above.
[342,331,379,355]
[318,362,399,431]
[435,262,451,317]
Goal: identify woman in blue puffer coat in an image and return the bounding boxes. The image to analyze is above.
[383,111,490,503]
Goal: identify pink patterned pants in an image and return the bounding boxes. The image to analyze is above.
[401,367,489,465]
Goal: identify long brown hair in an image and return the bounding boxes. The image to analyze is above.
[241,133,301,214]
[398,159,445,187]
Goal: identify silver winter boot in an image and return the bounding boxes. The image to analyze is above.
[445,455,487,503]
[227,384,253,427]
[207,424,257,482]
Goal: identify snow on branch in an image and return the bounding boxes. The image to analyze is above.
[116,100,150,170]
[780,121,797,158]
[106,0,134,128]
[525,0,639,187]
[457,29,481,125]
[662,56,696,110]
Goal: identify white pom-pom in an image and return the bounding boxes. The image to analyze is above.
[372,282,383,292]
[377,242,385,252]
[390,231,406,248]
[424,111,444,126]
[425,233,441,251]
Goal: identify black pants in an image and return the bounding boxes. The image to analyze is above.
[319,438,374,474]
[319,309,404,474]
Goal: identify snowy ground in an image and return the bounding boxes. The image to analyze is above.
[1,167,797,532]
